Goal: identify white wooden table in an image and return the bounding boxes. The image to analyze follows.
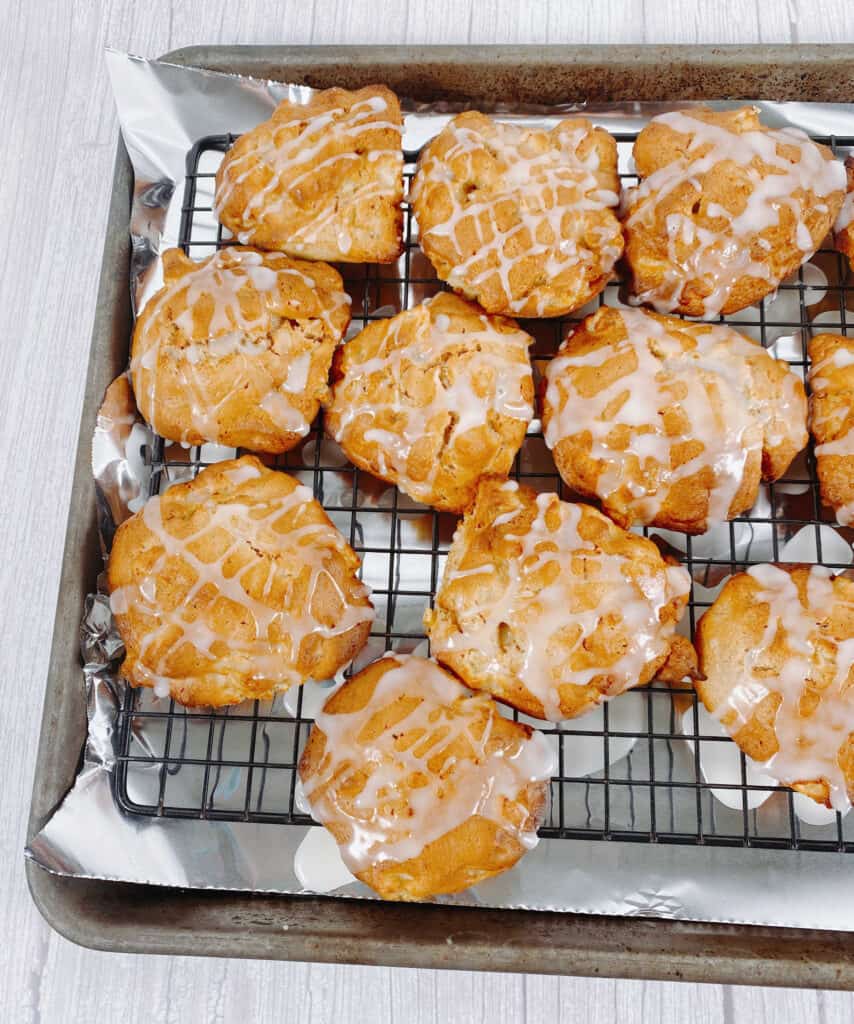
[3,2,854,1020]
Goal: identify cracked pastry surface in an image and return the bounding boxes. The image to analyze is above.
[621,106,846,317]
[298,653,554,900]
[325,292,534,512]
[542,305,808,534]
[107,456,373,707]
[808,332,854,526]
[214,85,404,262]
[696,564,854,812]
[410,112,623,318]
[424,479,695,722]
[130,247,350,453]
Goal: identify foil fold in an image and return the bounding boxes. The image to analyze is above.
[26,50,854,932]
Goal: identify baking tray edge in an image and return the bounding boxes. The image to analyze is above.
[25,43,854,986]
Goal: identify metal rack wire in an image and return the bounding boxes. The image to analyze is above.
[114,127,854,854]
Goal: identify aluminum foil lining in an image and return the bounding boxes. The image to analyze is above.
[25,50,854,930]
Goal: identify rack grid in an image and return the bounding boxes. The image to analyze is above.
[114,128,854,854]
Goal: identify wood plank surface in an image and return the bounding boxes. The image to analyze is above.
[1,1,852,1020]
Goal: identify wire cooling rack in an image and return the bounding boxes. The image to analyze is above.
[113,128,854,854]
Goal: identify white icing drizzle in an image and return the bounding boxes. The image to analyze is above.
[131,248,349,446]
[433,489,691,721]
[411,117,622,316]
[110,461,373,698]
[623,109,847,317]
[328,296,533,504]
[214,93,402,254]
[302,654,555,874]
[837,191,854,233]
[224,462,263,485]
[282,350,313,393]
[809,336,854,526]
[543,307,806,530]
[717,564,854,813]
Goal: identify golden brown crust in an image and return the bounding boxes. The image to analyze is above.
[541,306,807,534]
[808,333,854,523]
[835,155,854,269]
[298,655,549,901]
[425,479,695,721]
[411,112,623,318]
[130,247,350,453]
[623,106,846,317]
[107,456,373,707]
[696,566,854,808]
[324,293,534,512]
[214,85,403,262]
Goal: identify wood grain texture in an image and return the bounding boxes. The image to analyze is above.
[2,0,852,1021]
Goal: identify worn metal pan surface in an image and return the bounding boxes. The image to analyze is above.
[26,44,854,987]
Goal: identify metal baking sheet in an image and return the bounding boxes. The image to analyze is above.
[24,44,854,986]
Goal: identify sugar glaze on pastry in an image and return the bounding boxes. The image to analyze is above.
[697,564,854,812]
[108,457,373,707]
[808,332,854,526]
[299,653,554,900]
[214,86,403,262]
[325,292,534,512]
[411,113,623,318]
[426,479,694,722]
[542,306,808,534]
[131,247,350,452]
[622,107,846,317]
